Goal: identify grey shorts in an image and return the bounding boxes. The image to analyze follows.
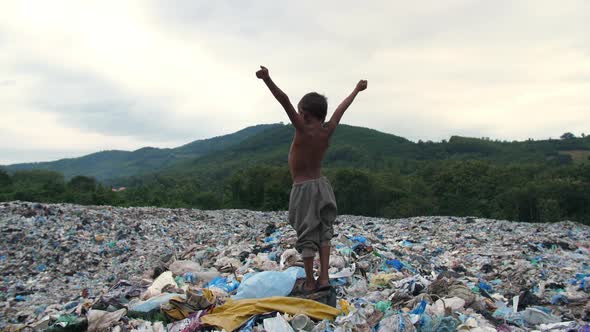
[288,176,337,258]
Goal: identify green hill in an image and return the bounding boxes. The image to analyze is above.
[2,125,589,224]
[4,124,281,181]
[150,124,414,184]
[144,125,590,184]
[6,123,590,184]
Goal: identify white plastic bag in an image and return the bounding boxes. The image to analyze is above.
[168,260,201,276]
[233,266,305,300]
[263,313,294,332]
[142,271,176,300]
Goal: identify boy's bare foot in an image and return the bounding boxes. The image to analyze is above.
[303,280,317,292]
[317,279,331,289]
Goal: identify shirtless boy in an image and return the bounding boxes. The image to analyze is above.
[256,65,367,292]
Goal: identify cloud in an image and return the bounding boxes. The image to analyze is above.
[0,0,589,164]
[15,62,212,141]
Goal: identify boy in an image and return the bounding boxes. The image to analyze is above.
[256,65,367,293]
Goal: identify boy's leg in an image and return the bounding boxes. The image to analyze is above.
[317,177,337,289]
[303,255,316,291]
[291,182,321,292]
[318,243,331,288]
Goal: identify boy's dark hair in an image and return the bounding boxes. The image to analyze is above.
[298,92,327,122]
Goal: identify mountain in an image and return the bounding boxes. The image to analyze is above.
[4,124,281,181]
[165,125,590,173]
[156,124,413,181]
[3,125,589,224]
[5,123,590,183]
[127,124,590,189]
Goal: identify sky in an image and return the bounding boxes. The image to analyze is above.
[1,0,589,165]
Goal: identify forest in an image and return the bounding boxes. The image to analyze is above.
[2,159,588,225]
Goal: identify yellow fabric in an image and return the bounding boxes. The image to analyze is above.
[162,289,217,321]
[202,288,215,304]
[338,299,352,315]
[200,296,339,331]
[161,295,192,321]
[370,272,403,288]
[162,306,186,321]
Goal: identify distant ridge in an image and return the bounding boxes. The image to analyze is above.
[4,124,281,180]
[5,123,589,182]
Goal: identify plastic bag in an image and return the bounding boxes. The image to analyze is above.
[206,276,240,293]
[428,297,466,316]
[233,266,305,300]
[522,307,560,327]
[142,271,176,300]
[386,259,404,271]
[169,260,201,276]
[263,314,294,331]
[377,313,415,332]
[87,309,127,332]
[350,235,367,244]
[375,301,392,313]
[345,278,368,297]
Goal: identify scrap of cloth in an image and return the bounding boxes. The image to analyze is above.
[162,288,215,320]
[200,296,339,331]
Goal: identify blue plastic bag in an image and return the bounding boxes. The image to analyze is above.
[420,314,434,332]
[478,280,494,293]
[550,294,568,305]
[184,272,195,283]
[386,259,404,271]
[233,267,305,300]
[411,300,427,315]
[207,276,240,293]
[575,273,590,292]
[350,235,367,244]
[401,240,414,247]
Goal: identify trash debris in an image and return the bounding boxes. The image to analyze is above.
[200,296,339,331]
[291,313,315,331]
[168,260,201,276]
[206,276,240,293]
[87,308,126,332]
[0,201,589,331]
[142,271,176,300]
[263,312,294,332]
[233,266,305,300]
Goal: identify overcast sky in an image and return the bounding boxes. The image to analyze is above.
[1,1,589,164]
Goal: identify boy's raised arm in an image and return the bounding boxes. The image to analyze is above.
[256,66,304,130]
[326,80,367,135]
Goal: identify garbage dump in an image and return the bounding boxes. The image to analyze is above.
[0,201,589,331]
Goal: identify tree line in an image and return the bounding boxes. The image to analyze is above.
[1,160,588,225]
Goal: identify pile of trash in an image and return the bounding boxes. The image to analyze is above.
[0,201,589,331]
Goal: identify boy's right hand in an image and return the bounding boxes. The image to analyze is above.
[356,80,368,91]
[256,66,270,80]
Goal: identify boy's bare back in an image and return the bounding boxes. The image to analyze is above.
[256,65,367,183]
[289,123,331,183]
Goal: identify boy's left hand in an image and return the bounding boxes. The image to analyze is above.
[256,66,270,80]
[356,80,368,91]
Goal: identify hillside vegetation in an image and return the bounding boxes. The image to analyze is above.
[4,124,280,180]
[1,124,589,224]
